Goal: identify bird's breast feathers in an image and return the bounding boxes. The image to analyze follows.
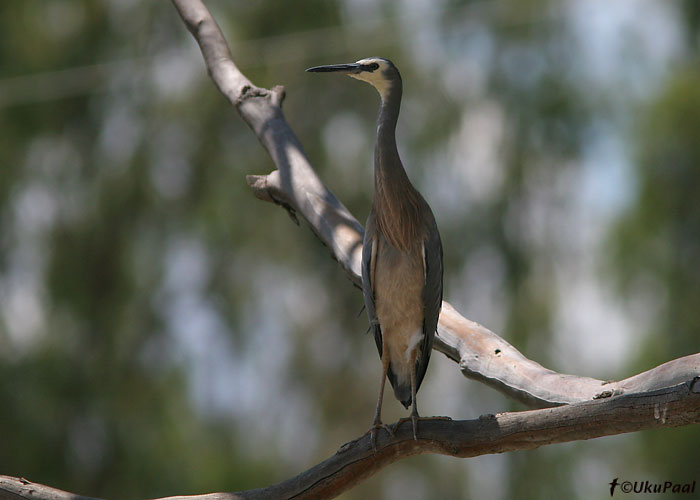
[373,237,425,359]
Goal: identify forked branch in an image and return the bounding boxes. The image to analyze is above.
[2,378,699,500]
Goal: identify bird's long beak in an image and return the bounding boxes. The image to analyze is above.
[306,63,361,74]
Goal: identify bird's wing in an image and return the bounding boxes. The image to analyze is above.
[362,216,382,356]
[416,213,443,391]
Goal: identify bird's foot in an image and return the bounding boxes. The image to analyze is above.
[392,415,453,440]
[392,415,418,440]
[419,415,453,422]
[365,420,394,450]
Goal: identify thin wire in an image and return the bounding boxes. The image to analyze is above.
[0,0,551,108]
[0,59,147,107]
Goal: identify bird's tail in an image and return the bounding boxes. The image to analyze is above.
[394,386,412,409]
[388,368,412,409]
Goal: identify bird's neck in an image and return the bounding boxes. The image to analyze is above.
[375,82,402,173]
[373,81,422,250]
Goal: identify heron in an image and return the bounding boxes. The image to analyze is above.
[307,57,443,444]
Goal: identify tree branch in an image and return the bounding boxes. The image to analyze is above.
[172,0,364,284]
[2,378,699,500]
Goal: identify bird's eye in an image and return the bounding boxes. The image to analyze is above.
[362,62,380,72]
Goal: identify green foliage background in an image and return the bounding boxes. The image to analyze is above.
[0,1,697,499]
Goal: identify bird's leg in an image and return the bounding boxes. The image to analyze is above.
[393,365,454,438]
[409,357,419,440]
[366,352,394,449]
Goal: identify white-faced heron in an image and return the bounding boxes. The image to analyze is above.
[307,57,444,445]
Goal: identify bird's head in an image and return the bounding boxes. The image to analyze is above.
[306,57,401,100]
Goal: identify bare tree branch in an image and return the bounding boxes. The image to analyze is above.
[436,304,700,406]
[2,378,699,500]
[172,0,364,284]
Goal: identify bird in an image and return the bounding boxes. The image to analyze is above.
[307,57,443,445]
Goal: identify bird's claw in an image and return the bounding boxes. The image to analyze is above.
[366,420,394,450]
[392,415,418,440]
[421,415,453,422]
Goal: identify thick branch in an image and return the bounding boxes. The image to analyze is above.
[2,378,699,500]
[436,303,700,406]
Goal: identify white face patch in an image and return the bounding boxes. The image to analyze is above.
[349,58,393,100]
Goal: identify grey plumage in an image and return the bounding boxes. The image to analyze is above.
[308,57,443,443]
